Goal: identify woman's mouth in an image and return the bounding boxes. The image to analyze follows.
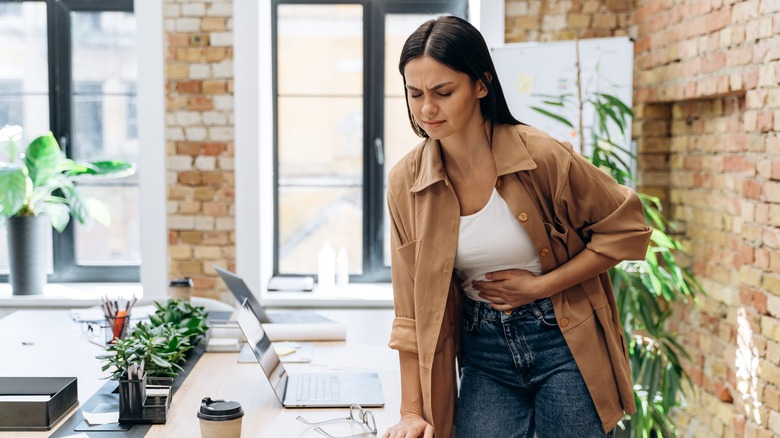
[424,120,445,129]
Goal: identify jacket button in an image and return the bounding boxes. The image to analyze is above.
[540,248,549,256]
[496,178,504,189]
[560,318,569,327]
[518,212,528,222]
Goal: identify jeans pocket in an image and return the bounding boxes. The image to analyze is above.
[461,315,477,333]
[539,303,558,327]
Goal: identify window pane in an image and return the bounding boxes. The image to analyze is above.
[71,11,139,267]
[278,96,362,180]
[383,14,438,266]
[75,185,141,265]
[277,5,363,96]
[0,2,49,143]
[277,4,363,276]
[279,187,362,275]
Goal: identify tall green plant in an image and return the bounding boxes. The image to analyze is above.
[532,71,703,437]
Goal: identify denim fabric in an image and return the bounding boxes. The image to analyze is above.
[455,297,613,438]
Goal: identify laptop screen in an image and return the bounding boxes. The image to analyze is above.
[215,265,272,323]
[236,299,288,403]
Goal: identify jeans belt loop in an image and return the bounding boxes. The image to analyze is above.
[530,300,543,320]
[473,301,482,326]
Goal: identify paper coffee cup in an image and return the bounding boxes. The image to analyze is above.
[197,397,244,438]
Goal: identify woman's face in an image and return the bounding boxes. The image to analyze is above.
[403,56,487,141]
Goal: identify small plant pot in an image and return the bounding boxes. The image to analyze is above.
[118,372,147,421]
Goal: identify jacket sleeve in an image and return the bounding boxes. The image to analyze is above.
[556,148,652,261]
[386,178,419,353]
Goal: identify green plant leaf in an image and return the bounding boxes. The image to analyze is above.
[43,201,71,232]
[24,132,64,188]
[70,160,136,179]
[530,106,575,128]
[0,165,27,217]
[85,197,111,227]
[61,182,91,226]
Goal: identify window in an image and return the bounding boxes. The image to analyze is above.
[0,0,139,282]
[272,0,466,282]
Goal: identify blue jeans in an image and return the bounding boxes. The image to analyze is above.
[455,297,613,438]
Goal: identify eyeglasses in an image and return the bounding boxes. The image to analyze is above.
[78,320,111,347]
[296,403,377,438]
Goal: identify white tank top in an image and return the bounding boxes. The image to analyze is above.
[454,188,542,303]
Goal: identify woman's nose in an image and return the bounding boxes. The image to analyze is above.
[422,97,437,115]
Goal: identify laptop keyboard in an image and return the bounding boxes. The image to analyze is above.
[296,375,340,401]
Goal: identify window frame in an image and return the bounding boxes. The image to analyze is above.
[270,0,466,283]
[0,0,139,283]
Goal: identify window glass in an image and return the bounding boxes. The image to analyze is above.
[71,10,140,266]
[277,4,364,275]
[0,2,52,274]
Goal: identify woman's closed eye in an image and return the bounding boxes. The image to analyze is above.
[409,92,452,99]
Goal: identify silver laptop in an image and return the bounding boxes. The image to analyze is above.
[235,299,385,408]
[215,265,333,324]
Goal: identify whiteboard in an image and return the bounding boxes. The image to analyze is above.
[491,37,634,166]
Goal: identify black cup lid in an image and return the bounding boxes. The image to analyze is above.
[169,277,193,287]
[197,397,244,421]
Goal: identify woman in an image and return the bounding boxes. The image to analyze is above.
[383,16,652,438]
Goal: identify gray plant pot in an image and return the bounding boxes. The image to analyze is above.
[7,215,49,295]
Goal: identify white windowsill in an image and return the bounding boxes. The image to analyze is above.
[262,283,393,308]
[0,283,145,308]
[0,282,394,309]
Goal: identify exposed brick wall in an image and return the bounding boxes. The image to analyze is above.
[504,0,634,42]
[164,0,235,301]
[632,0,780,436]
[505,0,780,436]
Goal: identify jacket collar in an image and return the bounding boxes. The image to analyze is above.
[410,123,537,193]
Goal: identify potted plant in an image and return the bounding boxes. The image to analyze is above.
[98,299,210,382]
[530,43,703,437]
[0,126,134,295]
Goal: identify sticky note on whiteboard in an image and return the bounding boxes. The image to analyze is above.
[516,74,534,95]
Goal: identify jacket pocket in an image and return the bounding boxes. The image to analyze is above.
[544,216,570,263]
[396,239,419,277]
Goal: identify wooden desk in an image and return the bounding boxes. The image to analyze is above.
[0,309,401,437]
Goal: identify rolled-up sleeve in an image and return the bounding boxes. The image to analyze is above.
[386,177,419,353]
[558,150,652,261]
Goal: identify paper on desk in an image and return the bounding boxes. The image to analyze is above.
[263,323,346,341]
[83,410,119,425]
[274,341,299,356]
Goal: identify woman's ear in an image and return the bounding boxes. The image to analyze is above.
[476,72,492,98]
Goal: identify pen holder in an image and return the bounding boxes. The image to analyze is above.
[118,371,147,421]
[105,313,132,344]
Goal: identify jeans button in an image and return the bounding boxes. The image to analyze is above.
[503,310,511,315]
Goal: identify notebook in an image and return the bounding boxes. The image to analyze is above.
[215,265,333,324]
[236,299,385,408]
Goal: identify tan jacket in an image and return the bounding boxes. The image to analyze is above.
[386,123,652,437]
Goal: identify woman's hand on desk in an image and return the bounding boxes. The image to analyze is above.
[382,413,433,438]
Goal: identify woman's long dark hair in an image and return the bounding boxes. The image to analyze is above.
[398,15,522,143]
